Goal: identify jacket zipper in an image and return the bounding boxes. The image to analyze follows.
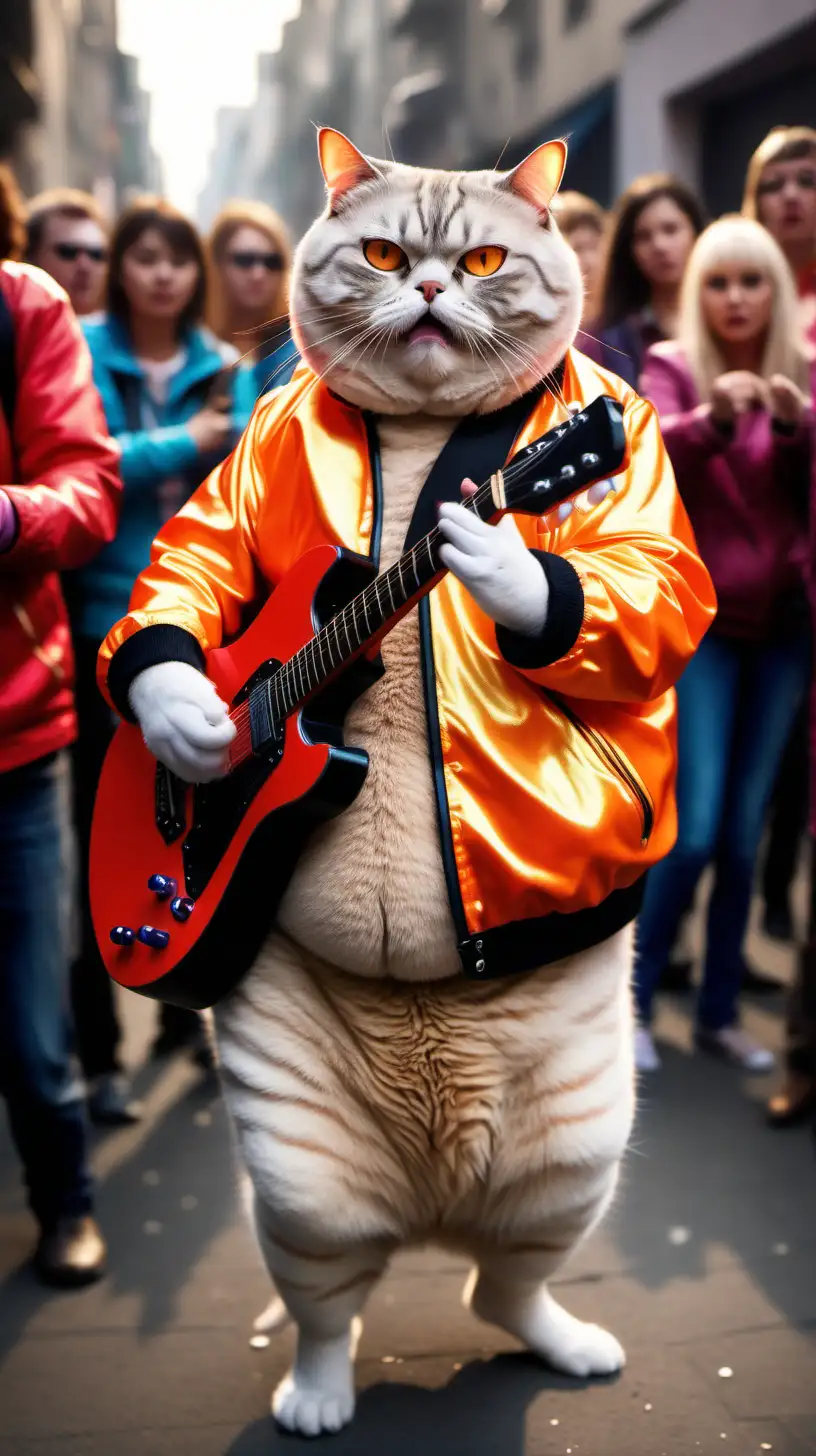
[543,689,653,846]
[418,596,470,946]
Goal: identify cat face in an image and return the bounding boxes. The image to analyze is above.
[290,130,583,416]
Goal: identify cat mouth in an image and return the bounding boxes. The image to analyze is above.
[403,317,454,348]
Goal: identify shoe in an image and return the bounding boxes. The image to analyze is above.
[34,1215,107,1288]
[634,1026,662,1072]
[762,901,794,942]
[87,1073,143,1126]
[767,1073,816,1127]
[741,962,784,995]
[696,1026,775,1073]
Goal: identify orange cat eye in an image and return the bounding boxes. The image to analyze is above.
[363,239,407,272]
[461,245,507,277]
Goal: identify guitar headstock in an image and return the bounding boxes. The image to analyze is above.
[501,395,627,516]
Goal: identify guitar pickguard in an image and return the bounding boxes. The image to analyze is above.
[182,753,279,902]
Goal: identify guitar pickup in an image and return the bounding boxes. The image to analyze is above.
[249,679,284,763]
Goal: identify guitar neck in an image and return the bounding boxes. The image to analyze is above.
[272,470,504,721]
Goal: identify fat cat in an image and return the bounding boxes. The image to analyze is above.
[112,130,714,1437]
[217,132,627,1437]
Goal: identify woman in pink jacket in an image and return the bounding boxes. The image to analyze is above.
[635,217,812,1074]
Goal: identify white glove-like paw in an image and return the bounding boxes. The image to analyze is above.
[437,500,548,636]
[128,661,236,784]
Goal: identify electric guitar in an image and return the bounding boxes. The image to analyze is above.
[90,395,627,1009]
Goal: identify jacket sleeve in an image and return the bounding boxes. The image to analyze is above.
[115,424,201,489]
[496,394,717,703]
[639,348,731,483]
[97,406,269,717]
[2,286,122,571]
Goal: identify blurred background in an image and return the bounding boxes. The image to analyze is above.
[2,0,816,237]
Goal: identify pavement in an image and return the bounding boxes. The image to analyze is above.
[1,892,815,1456]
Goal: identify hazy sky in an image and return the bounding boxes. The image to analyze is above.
[119,0,301,217]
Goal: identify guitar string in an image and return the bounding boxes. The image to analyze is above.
[229,409,595,759]
[269,412,584,716]
[228,415,589,758]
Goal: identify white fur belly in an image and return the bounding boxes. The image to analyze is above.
[276,413,461,981]
[276,611,460,979]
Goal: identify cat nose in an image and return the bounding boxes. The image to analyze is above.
[417,280,445,304]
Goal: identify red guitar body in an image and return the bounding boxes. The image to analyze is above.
[91,545,380,1009]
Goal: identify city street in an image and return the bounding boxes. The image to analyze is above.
[1,904,815,1456]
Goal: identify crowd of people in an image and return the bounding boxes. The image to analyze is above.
[0,122,815,1289]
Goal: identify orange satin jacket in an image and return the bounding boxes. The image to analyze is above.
[98,349,716,978]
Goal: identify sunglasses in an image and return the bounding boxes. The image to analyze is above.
[54,242,108,263]
[226,250,284,272]
[757,169,816,195]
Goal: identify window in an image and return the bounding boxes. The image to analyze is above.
[564,0,592,29]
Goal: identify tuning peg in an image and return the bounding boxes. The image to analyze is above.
[581,452,601,469]
[109,925,136,947]
[137,925,170,950]
[532,479,552,495]
[148,874,177,899]
[558,464,577,482]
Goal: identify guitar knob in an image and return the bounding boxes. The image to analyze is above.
[137,925,170,950]
[581,452,601,469]
[170,896,195,922]
[109,925,136,947]
[148,874,177,899]
[558,464,577,482]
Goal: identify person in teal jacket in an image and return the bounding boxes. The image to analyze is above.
[66,198,256,1122]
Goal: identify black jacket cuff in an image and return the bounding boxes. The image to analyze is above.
[107,624,206,721]
[496,551,584,670]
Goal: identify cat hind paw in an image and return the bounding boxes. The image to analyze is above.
[273,1372,355,1437]
[537,1314,625,1378]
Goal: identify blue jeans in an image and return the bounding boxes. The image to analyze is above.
[635,629,811,1032]
[0,752,93,1228]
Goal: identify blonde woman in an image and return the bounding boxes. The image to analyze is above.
[634,217,812,1073]
[207,201,297,396]
[743,125,816,344]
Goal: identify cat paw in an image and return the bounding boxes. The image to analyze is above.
[467,1273,624,1379]
[531,1303,625,1378]
[273,1372,355,1437]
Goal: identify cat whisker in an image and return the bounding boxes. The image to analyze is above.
[466,335,503,395]
[315,320,393,385]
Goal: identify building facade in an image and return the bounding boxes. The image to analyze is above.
[1,0,157,212]
[618,0,816,215]
[197,0,816,241]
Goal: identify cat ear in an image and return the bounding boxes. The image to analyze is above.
[317,128,379,208]
[500,139,568,216]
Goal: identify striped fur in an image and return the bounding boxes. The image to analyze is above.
[290,156,582,416]
[215,403,635,1435]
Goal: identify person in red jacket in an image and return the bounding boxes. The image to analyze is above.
[0,165,121,1285]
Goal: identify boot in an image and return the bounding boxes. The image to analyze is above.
[34,1215,107,1288]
